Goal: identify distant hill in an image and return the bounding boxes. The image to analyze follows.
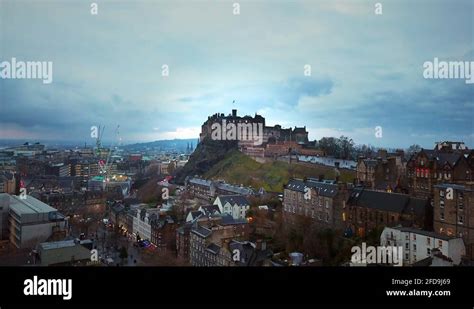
[203,150,356,192]
[122,138,197,152]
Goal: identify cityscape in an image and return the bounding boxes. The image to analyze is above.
[0,0,473,272]
[0,107,472,267]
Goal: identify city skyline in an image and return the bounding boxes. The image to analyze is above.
[1,0,473,149]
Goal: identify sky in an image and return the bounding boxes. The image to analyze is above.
[0,0,473,148]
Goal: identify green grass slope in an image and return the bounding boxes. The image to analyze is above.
[204,150,355,192]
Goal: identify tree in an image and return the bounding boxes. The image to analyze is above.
[407,144,422,156]
[337,136,355,160]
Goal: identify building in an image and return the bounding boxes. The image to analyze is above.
[0,171,16,194]
[356,150,406,191]
[406,143,472,199]
[45,163,71,177]
[189,214,249,266]
[213,195,250,220]
[185,177,255,201]
[7,194,67,248]
[381,226,466,265]
[37,239,92,266]
[433,183,474,260]
[185,204,221,222]
[0,193,10,240]
[176,222,193,260]
[199,109,310,158]
[228,240,273,266]
[150,215,176,250]
[346,188,430,237]
[186,177,213,200]
[282,178,351,233]
[131,206,162,243]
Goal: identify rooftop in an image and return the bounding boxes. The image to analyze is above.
[8,194,57,215]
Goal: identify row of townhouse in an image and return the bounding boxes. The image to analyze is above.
[110,203,176,249]
[185,194,251,222]
[380,226,465,266]
[186,213,272,266]
[185,176,255,201]
[283,176,474,263]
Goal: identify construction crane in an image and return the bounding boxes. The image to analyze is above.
[98,125,120,180]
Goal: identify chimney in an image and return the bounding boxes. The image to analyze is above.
[232,109,237,117]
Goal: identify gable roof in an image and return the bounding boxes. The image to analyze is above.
[217,195,250,207]
[200,204,221,216]
[191,225,212,238]
[285,179,338,198]
[348,188,427,215]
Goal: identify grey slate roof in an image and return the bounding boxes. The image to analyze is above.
[348,188,428,215]
[285,179,338,197]
[200,205,221,216]
[191,225,212,238]
[216,182,254,195]
[217,195,250,207]
[189,178,212,187]
[206,243,221,255]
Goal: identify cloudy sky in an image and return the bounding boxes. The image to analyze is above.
[0,0,473,148]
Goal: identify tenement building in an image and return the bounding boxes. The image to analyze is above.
[433,183,474,260]
[406,141,473,199]
[282,178,351,233]
[346,188,430,238]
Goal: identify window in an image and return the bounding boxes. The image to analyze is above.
[413,234,416,240]
[405,234,409,240]
[427,238,431,245]
[459,215,464,225]
[440,200,445,208]
[427,248,431,255]
[438,240,443,248]
[405,253,409,260]
[405,243,409,250]
[440,212,444,220]
[325,200,329,208]
[413,244,417,251]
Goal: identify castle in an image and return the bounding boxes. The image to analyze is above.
[200,109,321,158]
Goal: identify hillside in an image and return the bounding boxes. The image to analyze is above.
[204,150,356,192]
[173,138,238,184]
